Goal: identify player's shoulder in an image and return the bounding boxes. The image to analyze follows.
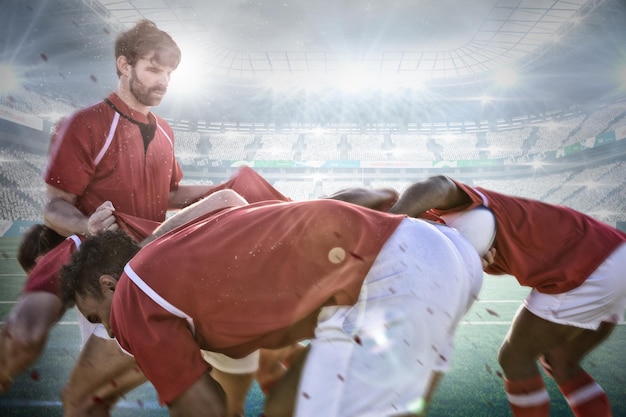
[66,99,112,125]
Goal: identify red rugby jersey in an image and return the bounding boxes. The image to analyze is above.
[431,180,626,293]
[110,200,404,404]
[44,93,183,222]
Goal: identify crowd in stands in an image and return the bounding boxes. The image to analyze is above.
[2,92,625,226]
[0,150,47,221]
[1,145,624,225]
[169,100,626,163]
[1,89,75,123]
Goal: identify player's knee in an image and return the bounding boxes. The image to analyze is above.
[497,340,525,371]
[497,341,512,368]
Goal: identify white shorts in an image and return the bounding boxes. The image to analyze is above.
[524,242,626,330]
[294,218,483,417]
[201,350,260,374]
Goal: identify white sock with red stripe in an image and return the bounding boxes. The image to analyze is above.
[505,375,550,417]
[558,371,611,417]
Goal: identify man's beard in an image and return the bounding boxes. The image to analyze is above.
[129,68,166,107]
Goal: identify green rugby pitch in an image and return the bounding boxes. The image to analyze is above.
[1,237,624,416]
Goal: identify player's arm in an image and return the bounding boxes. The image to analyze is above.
[323,187,399,211]
[44,185,117,237]
[61,335,145,417]
[167,184,225,209]
[388,175,471,217]
[0,292,65,391]
[169,371,228,417]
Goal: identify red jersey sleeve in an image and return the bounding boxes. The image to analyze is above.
[44,113,99,197]
[201,166,290,204]
[111,276,209,405]
[114,212,161,242]
[23,237,81,297]
[432,179,626,293]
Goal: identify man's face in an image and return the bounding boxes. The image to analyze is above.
[75,278,116,338]
[128,54,174,107]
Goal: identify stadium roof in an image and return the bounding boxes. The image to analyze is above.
[94,0,604,81]
[1,0,625,123]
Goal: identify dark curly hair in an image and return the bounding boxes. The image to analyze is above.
[59,230,140,305]
[115,19,181,77]
[17,224,66,273]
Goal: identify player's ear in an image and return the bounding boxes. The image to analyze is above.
[99,275,117,293]
[117,55,130,76]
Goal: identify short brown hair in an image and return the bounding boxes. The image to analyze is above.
[114,19,181,76]
[17,224,66,273]
[59,230,140,305]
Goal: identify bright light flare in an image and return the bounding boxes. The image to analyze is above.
[169,41,212,96]
[0,64,22,94]
[493,66,519,88]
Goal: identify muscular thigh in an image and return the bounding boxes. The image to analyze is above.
[263,345,309,417]
[504,306,585,356]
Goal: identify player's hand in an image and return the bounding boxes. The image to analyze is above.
[481,247,496,269]
[87,201,118,236]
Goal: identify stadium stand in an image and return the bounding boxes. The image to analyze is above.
[300,132,342,160]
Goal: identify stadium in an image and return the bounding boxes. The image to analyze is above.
[1,0,625,416]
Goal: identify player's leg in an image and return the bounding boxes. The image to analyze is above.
[498,306,581,416]
[62,334,145,416]
[540,321,615,416]
[262,345,310,417]
[500,243,626,417]
[541,321,615,382]
[256,344,307,396]
[200,350,259,417]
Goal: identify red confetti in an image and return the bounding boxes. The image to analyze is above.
[353,335,362,345]
[137,399,144,409]
[40,53,48,62]
[486,308,500,317]
[337,374,344,382]
[92,396,103,404]
[109,379,118,388]
[90,74,98,83]
[1,252,9,258]
[496,370,504,379]
[30,370,40,381]
[302,392,310,400]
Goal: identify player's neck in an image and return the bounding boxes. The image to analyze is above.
[115,85,151,116]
